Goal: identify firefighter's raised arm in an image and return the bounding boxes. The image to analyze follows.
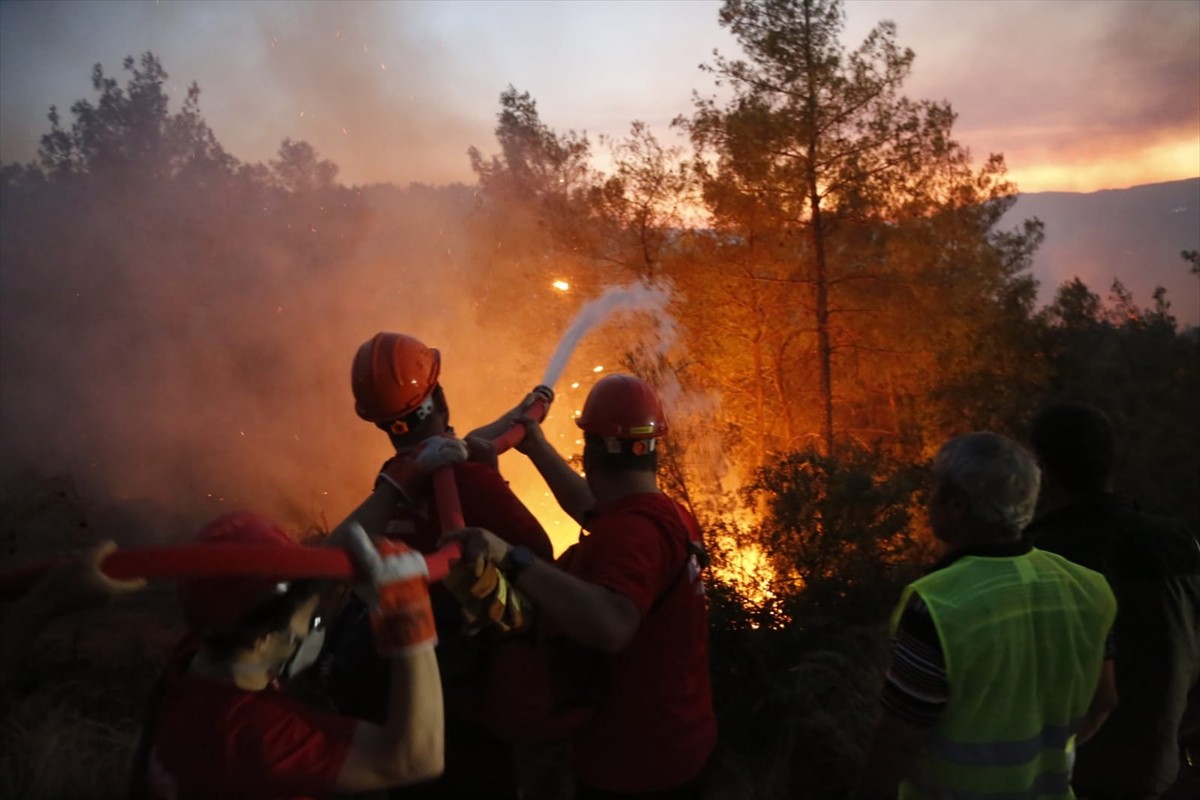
[332,523,444,791]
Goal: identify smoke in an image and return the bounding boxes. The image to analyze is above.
[0,164,706,559]
[0,1,491,186]
[867,0,1200,191]
[539,282,675,389]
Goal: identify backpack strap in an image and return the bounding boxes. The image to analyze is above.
[576,499,708,616]
[646,501,708,616]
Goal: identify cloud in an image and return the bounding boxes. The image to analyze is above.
[880,0,1200,190]
[236,2,487,186]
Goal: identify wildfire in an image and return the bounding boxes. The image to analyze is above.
[713,538,776,609]
[710,503,777,609]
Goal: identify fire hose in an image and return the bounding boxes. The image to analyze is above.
[0,391,551,600]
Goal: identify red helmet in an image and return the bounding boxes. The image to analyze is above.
[352,333,442,424]
[178,512,299,632]
[576,374,668,439]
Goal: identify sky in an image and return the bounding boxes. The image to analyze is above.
[1,0,1198,194]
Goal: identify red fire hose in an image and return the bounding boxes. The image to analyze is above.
[0,392,551,600]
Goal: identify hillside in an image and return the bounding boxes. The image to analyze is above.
[1003,178,1200,326]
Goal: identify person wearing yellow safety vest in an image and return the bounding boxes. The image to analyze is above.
[858,432,1118,799]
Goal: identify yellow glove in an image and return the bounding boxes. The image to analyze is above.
[444,555,529,634]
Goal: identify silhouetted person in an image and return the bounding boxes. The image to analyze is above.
[1026,402,1200,799]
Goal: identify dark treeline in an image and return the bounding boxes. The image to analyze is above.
[1,1,1197,797]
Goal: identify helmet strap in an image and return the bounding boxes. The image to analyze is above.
[602,436,657,456]
[384,393,437,436]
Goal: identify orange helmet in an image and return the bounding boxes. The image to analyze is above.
[576,374,668,439]
[178,512,300,632]
[352,332,441,424]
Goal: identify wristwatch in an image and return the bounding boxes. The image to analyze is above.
[501,545,536,585]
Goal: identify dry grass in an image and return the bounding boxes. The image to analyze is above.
[0,587,182,800]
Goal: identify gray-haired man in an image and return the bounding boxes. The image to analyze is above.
[859,432,1117,799]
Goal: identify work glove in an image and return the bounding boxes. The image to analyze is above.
[527,385,554,411]
[377,435,469,505]
[443,552,530,635]
[344,522,436,656]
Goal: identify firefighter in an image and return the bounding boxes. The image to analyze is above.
[442,373,718,799]
[320,332,554,799]
[132,497,453,799]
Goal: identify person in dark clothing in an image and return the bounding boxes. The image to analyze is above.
[1026,402,1200,799]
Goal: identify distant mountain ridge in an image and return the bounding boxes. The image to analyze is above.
[1002,178,1200,326]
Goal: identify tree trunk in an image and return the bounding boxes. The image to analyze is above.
[810,196,834,457]
[804,0,835,457]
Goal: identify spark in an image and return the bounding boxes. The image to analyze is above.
[552,280,569,292]
[570,381,580,389]
[593,365,604,373]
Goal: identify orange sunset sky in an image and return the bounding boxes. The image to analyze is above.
[1,0,1197,195]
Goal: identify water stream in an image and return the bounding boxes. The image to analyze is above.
[538,282,673,391]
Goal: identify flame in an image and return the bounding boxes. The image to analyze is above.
[710,508,777,609]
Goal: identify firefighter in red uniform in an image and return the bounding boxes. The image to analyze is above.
[132,501,450,800]
[319,332,554,799]
[444,373,718,799]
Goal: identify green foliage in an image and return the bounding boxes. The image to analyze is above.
[270,138,339,193]
[586,121,695,279]
[1182,249,1199,277]
[746,440,931,623]
[469,86,592,211]
[1034,276,1200,531]
[705,614,890,799]
[38,52,234,183]
[676,0,1041,460]
[700,439,937,797]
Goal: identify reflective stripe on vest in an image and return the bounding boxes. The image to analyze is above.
[893,548,1115,800]
[928,718,1079,766]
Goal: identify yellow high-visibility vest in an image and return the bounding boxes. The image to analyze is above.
[892,548,1115,800]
